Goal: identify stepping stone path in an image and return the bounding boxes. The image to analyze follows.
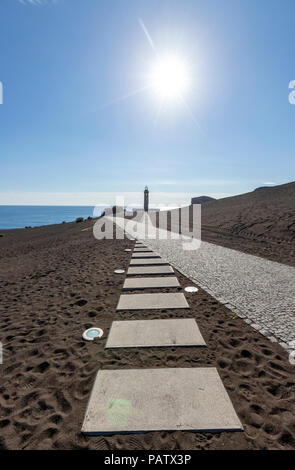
[130,258,168,265]
[105,319,206,348]
[82,368,242,434]
[116,292,189,311]
[132,252,160,258]
[82,237,243,435]
[123,276,180,290]
[127,265,174,276]
[133,248,153,252]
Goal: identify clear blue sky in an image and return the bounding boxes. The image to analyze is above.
[0,0,294,204]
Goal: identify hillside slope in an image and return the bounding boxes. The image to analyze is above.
[191,195,216,204]
[201,181,295,243]
[154,181,295,266]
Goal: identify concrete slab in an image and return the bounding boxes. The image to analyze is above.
[132,252,160,258]
[133,248,153,252]
[116,293,189,310]
[105,319,206,348]
[130,258,168,266]
[81,368,243,434]
[123,276,180,290]
[127,266,174,276]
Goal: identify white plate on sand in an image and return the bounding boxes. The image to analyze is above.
[83,327,104,341]
[114,269,125,274]
[185,286,199,293]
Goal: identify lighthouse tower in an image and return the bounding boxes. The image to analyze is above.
[144,186,149,212]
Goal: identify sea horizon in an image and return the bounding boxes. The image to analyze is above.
[0,205,107,230]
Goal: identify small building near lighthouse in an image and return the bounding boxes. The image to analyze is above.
[144,186,149,212]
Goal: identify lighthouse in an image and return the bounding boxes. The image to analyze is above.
[144,186,149,212]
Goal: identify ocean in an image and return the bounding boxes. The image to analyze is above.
[0,206,107,230]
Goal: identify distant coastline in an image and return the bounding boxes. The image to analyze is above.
[0,205,106,230]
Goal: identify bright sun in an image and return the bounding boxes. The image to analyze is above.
[149,54,190,100]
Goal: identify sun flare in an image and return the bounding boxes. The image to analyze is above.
[149,54,190,100]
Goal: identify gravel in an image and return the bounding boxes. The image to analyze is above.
[113,214,295,346]
[141,236,295,345]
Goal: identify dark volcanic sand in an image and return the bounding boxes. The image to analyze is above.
[0,220,294,450]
